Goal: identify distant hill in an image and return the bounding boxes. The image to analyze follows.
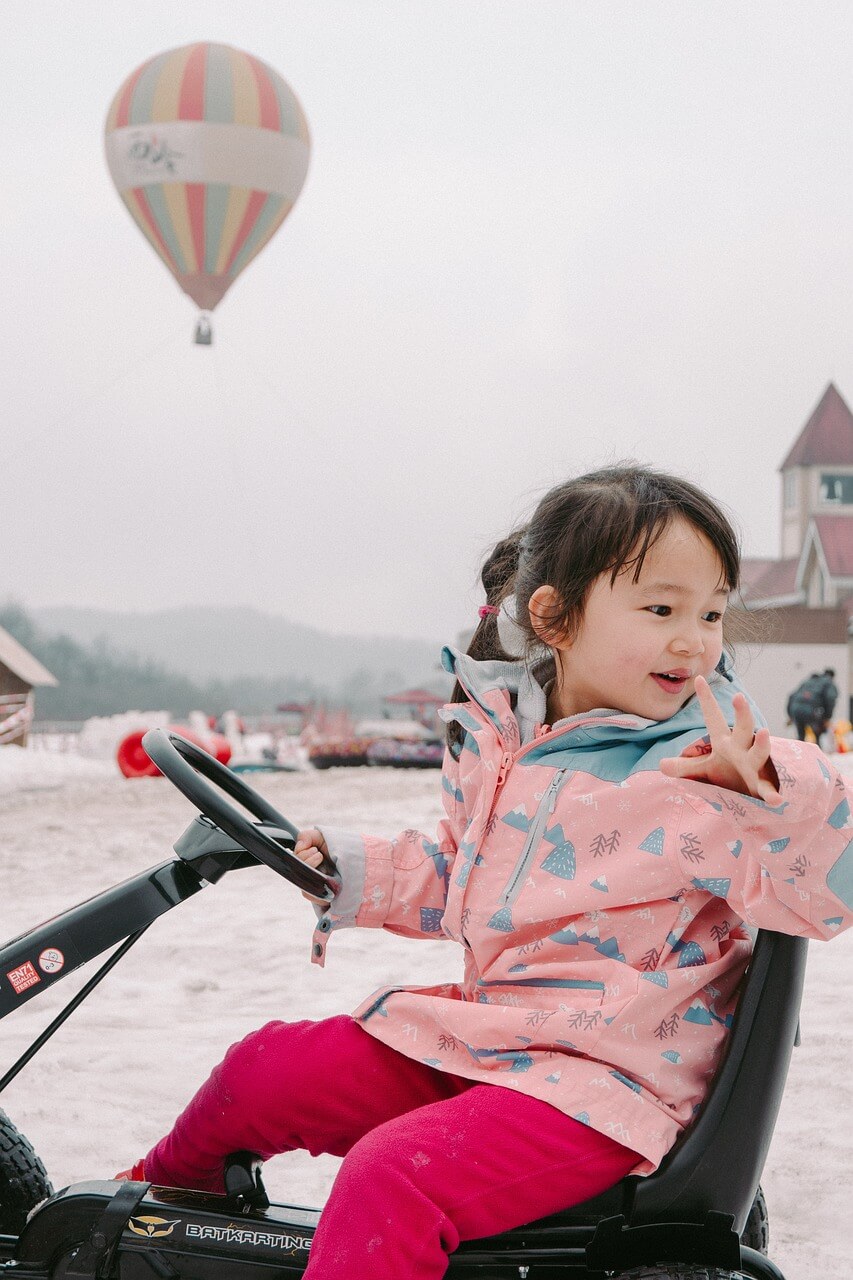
[0,603,452,721]
[32,604,446,689]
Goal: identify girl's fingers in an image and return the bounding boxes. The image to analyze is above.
[659,754,711,780]
[294,826,322,846]
[749,727,772,760]
[664,688,782,803]
[294,827,327,856]
[749,729,783,803]
[731,693,759,746]
[755,774,782,804]
[693,676,730,739]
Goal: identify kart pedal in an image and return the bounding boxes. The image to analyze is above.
[223,1151,269,1214]
[65,1181,151,1280]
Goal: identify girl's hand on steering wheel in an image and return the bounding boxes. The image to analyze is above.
[294,828,332,904]
[659,675,782,804]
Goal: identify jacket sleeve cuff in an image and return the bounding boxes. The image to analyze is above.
[315,826,366,922]
[308,826,365,967]
[309,828,398,966]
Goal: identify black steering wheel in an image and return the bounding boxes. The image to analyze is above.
[142,728,338,903]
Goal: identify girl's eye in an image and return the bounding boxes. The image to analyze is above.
[646,605,724,622]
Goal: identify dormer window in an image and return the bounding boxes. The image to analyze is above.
[819,472,853,504]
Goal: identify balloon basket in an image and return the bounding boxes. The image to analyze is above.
[194,314,213,345]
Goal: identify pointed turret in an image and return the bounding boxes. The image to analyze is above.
[781,383,853,469]
[779,383,853,558]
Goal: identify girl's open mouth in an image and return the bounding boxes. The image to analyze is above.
[651,672,690,694]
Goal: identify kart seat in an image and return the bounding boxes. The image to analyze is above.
[451,928,808,1274]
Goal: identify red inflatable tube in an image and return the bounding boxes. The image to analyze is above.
[208,732,232,765]
[116,725,232,778]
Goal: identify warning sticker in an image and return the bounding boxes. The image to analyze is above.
[7,961,40,995]
[38,948,65,975]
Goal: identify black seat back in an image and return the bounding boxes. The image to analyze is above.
[626,929,809,1232]
[450,930,809,1266]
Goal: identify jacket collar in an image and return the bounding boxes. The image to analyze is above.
[440,645,765,769]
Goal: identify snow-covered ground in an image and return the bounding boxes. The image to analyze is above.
[1,748,851,1277]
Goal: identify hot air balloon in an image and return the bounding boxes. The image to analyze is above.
[104,42,310,343]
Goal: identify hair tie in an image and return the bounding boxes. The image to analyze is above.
[478,604,499,619]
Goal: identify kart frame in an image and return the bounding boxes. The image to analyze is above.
[0,730,808,1279]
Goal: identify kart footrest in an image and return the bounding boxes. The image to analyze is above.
[585,1210,742,1275]
[64,1181,150,1280]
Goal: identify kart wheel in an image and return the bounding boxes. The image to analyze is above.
[611,1270,739,1278]
[740,1184,769,1254]
[0,1109,53,1233]
[610,1187,770,1278]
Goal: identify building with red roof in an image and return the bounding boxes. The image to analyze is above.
[742,383,853,615]
[740,383,853,731]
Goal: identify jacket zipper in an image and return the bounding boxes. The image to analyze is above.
[482,751,514,831]
[496,751,513,788]
[500,768,568,906]
[461,692,640,899]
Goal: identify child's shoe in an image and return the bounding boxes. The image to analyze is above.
[115,1159,146,1181]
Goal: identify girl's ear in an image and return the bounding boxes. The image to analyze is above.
[528,585,564,645]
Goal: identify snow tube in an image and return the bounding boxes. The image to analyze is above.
[116,726,232,778]
[208,732,232,765]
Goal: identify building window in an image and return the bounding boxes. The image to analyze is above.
[819,472,853,504]
[784,471,796,508]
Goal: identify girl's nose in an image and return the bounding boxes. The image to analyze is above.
[671,627,704,656]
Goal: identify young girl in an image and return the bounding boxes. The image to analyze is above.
[121,465,853,1279]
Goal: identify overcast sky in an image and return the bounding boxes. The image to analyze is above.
[3,2,853,641]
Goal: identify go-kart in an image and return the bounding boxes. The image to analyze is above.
[0,729,809,1279]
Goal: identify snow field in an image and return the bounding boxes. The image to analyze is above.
[0,758,850,1277]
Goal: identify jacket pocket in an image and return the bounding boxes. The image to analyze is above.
[500,769,571,906]
[474,968,640,1056]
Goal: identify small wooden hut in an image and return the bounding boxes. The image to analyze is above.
[0,626,57,747]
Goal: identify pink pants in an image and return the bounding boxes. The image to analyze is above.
[145,1016,638,1279]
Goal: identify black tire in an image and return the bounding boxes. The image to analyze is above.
[611,1271,739,1279]
[0,1108,53,1234]
[740,1184,769,1255]
[609,1186,770,1278]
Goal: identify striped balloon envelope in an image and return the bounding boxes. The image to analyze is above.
[104,42,310,325]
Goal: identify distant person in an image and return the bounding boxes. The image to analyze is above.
[820,668,838,728]
[117,466,853,1280]
[787,671,836,744]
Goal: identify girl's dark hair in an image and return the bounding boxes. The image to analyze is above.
[447,464,743,748]
[516,464,740,643]
[467,530,527,661]
[447,531,526,745]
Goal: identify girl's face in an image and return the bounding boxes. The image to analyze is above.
[535,516,729,722]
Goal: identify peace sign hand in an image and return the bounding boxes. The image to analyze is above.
[659,676,782,805]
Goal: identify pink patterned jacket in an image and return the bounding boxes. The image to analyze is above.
[312,649,853,1173]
